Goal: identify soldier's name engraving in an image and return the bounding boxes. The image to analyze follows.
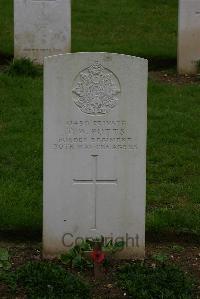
[53,120,137,151]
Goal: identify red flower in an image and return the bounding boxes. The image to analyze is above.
[90,249,105,264]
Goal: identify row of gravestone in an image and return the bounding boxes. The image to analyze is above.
[14,0,200,74]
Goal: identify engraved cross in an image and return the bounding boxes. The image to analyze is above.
[73,155,118,229]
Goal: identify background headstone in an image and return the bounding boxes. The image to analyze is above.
[14,0,71,64]
[178,0,200,74]
[43,52,148,259]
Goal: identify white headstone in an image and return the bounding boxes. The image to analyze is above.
[14,0,71,64]
[43,52,148,259]
[178,0,200,74]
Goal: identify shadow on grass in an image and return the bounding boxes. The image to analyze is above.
[146,231,200,245]
[0,230,42,242]
[0,52,177,72]
[0,52,13,65]
[146,55,177,71]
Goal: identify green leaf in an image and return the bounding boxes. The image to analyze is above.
[72,255,83,268]
[2,261,11,270]
[152,253,169,263]
[113,241,125,251]
[60,254,71,265]
[171,245,184,252]
[0,248,9,261]
[104,240,113,248]
[79,241,91,252]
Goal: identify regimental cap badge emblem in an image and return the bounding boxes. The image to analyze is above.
[72,61,121,115]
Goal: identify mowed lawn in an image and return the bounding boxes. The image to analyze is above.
[0,0,178,61]
[0,0,200,235]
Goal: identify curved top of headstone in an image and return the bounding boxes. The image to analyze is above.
[44,52,148,63]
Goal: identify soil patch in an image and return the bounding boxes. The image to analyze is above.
[149,70,200,85]
[0,241,199,298]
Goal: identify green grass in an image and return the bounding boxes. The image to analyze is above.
[0,73,43,231]
[0,0,178,65]
[1,261,90,298]
[72,0,178,65]
[0,0,13,57]
[147,80,200,235]
[117,262,194,298]
[0,1,199,236]
[7,58,42,77]
[0,71,199,234]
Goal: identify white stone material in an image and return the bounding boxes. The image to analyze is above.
[43,52,148,259]
[14,0,71,64]
[178,0,200,74]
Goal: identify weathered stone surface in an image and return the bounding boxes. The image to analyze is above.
[14,0,71,64]
[43,52,148,258]
[178,0,200,74]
